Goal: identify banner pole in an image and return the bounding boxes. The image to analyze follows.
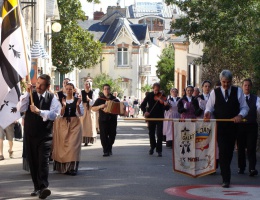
[17,0,34,105]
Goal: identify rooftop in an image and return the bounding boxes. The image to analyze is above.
[127,1,183,18]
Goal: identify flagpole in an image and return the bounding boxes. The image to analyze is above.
[17,0,34,105]
[123,118,247,122]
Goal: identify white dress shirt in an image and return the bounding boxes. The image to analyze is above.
[244,94,260,114]
[186,96,192,102]
[172,97,177,102]
[205,86,249,117]
[169,96,178,102]
[61,98,84,117]
[17,91,61,121]
[89,91,98,107]
[203,93,210,101]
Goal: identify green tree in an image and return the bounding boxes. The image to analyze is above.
[52,0,103,74]
[86,0,100,3]
[156,45,175,94]
[165,0,260,85]
[140,84,152,93]
[92,73,123,98]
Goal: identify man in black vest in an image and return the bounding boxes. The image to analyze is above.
[17,74,60,199]
[140,83,168,157]
[237,79,259,176]
[204,70,249,188]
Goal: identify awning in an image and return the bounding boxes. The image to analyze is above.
[31,41,49,59]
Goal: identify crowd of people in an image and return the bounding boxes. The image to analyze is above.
[1,69,259,199]
[13,75,129,199]
[141,70,258,189]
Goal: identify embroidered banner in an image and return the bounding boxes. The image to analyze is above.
[173,121,217,177]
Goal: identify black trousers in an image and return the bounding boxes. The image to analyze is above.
[217,123,237,183]
[99,120,117,153]
[237,123,258,171]
[148,121,163,153]
[25,135,52,190]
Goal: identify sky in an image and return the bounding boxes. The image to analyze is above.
[80,0,163,19]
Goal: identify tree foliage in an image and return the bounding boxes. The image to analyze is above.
[156,45,175,94]
[165,0,260,86]
[92,73,123,98]
[140,84,152,93]
[52,0,103,74]
[86,0,100,3]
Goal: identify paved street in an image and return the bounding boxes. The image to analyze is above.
[0,120,260,200]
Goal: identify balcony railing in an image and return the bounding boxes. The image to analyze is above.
[139,65,151,76]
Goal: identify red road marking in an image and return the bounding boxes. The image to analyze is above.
[165,185,224,200]
[165,185,260,200]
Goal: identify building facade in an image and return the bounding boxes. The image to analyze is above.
[79,1,182,98]
[79,14,152,99]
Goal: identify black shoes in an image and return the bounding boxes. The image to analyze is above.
[166,141,172,148]
[238,169,258,176]
[103,152,110,157]
[249,169,258,177]
[238,169,245,174]
[39,188,51,199]
[149,148,154,155]
[64,170,77,176]
[109,151,113,156]
[70,170,77,176]
[222,182,230,188]
[149,149,162,157]
[30,190,40,196]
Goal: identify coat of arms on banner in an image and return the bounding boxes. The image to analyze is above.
[173,121,217,178]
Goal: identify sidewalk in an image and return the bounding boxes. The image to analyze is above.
[1,139,24,166]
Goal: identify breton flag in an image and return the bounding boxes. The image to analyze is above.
[0,84,21,129]
[0,0,30,105]
[0,0,31,128]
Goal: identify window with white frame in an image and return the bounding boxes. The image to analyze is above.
[117,48,128,66]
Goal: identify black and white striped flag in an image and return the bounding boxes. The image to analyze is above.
[0,0,30,128]
[0,0,30,105]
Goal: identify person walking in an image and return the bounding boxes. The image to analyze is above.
[92,84,119,157]
[236,78,259,176]
[196,81,212,119]
[52,82,84,176]
[204,70,249,188]
[80,80,97,146]
[133,98,140,118]
[193,87,200,97]
[128,97,134,118]
[163,88,180,148]
[140,83,168,157]
[17,74,61,199]
[57,78,70,102]
[0,123,15,160]
[177,85,202,119]
[123,96,129,117]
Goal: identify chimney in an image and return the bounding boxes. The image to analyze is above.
[93,10,105,20]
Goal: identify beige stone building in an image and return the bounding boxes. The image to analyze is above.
[78,1,183,98]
